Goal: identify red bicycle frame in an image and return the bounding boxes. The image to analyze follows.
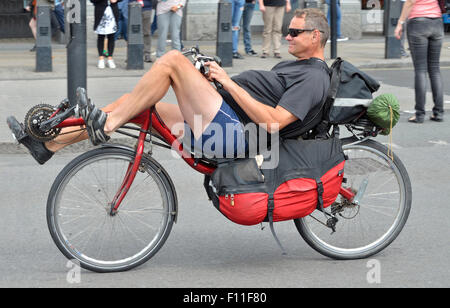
[54,108,355,214]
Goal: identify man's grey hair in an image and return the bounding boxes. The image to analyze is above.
[294,8,330,47]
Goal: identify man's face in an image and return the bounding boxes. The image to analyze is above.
[286,17,316,58]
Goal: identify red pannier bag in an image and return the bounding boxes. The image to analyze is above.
[271,138,345,222]
[210,137,346,226]
[211,158,269,225]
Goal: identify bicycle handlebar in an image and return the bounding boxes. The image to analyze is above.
[183,47,223,90]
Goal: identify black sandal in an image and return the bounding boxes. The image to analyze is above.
[430,114,443,122]
[408,116,424,123]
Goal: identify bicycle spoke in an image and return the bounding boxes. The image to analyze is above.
[121,208,167,214]
[362,204,397,218]
[77,215,108,256]
[116,214,151,246]
[119,210,161,232]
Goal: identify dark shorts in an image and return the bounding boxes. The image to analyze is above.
[184,100,248,158]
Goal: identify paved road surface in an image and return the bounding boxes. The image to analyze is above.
[0,68,449,288]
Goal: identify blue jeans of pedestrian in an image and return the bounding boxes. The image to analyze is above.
[407,17,444,118]
[156,12,182,58]
[115,10,128,41]
[232,0,245,53]
[326,0,342,38]
[54,4,65,33]
[242,2,255,53]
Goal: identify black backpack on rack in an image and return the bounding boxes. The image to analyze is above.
[281,57,380,140]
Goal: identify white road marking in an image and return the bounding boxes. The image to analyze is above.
[428,140,449,146]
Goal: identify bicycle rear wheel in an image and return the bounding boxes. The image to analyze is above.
[47,146,177,272]
[295,138,412,260]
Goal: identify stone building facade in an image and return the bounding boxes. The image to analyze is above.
[183,0,385,41]
[0,0,386,40]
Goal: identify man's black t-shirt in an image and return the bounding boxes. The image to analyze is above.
[220,58,330,136]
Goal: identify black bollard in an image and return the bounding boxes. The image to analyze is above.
[330,0,337,59]
[36,4,52,72]
[127,2,144,70]
[216,0,232,67]
[385,0,402,59]
[65,0,87,106]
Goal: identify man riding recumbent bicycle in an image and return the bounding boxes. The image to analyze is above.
[7,8,411,272]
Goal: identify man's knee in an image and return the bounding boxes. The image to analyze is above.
[154,50,191,75]
[155,50,183,65]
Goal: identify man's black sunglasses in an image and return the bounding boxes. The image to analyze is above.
[288,28,324,37]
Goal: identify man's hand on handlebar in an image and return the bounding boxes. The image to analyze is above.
[204,61,232,90]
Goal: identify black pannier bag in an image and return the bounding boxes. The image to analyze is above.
[327,58,381,125]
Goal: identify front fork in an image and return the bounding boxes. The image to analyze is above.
[108,110,152,216]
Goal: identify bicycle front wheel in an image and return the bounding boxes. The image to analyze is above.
[295,138,412,260]
[47,146,177,272]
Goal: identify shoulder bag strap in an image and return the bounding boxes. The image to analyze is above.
[322,57,343,121]
[313,57,343,138]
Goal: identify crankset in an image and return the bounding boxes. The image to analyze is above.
[24,104,61,142]
[24,99,78,142]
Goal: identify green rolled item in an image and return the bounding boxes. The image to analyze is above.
[367,94,400,135]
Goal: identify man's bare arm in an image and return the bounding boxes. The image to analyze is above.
[205,62,298,133]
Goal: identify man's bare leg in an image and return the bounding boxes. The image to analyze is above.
[103,50,223,139]
[46,94,186,152]
[7,90,187,165]
[45,94,131,152]
[46,50,214,152]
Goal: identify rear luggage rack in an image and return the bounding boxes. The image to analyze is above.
[346,117,381,139]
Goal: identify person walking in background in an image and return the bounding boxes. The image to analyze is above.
[141,0,155,62]
[156,0,186,58]
[242,0,258,56]
[325,0,348,41]
[232,0,245,59]
[91,0,122,69]
[399,0,409,57]
[25,0,37,52]
[395,0,445,123]
[26,0,65,51]
[115,0,128,41]
[259,0,291,59]
[53,0,65,34]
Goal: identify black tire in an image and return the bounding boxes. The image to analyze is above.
[47,147,177,272]
[294,138,412,260]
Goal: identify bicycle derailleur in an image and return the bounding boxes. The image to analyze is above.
[319,194,361,235]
